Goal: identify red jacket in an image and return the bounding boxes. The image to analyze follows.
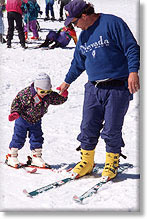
[6,0,27,15]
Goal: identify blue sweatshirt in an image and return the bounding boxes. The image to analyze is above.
[65,13,140,84]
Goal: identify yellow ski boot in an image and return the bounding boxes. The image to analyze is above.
[102,152,120,180]
[73,149,95,178]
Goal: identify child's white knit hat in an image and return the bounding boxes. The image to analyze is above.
[34,73,52,90]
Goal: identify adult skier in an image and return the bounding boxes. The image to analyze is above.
[58,0,140,180]
[58,0,71,21]
[0,0,6,43]
[44,0,55,21]
[6,0,27,48]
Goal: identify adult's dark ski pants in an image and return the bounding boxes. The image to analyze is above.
[7,11,25,45]
[77,81,130,154]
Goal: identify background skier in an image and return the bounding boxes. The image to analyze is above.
[38,23,77,49]
[0,0,6,43]
[21,0,42,40]
[58,0,71,21]
[6,0,27,48]
[44,0,55,21]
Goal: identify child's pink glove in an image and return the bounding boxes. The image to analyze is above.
[8,112,20,121]
[56,87,68,98]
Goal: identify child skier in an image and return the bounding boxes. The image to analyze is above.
[22,0,42,40]
[38,23,77,49]
[6,73,68,168]
[0,0,6,43]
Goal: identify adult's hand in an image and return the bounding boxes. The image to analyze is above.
[56,87,68,98]
[128,72,140,94]
[58,82,70,95]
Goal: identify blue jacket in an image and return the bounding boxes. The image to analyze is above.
[22,1,40,22]
[65,13,140,84]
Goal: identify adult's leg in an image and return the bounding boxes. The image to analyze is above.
[77,82,104,150]
[7,12,15,46]
[101,87,130,154]
[15,12,25,46]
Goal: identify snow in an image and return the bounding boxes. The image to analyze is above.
[0,0,142,214]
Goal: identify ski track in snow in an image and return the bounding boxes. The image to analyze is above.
[0,0,140,211]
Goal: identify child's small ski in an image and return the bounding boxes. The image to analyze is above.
[17,164,37,174]
[73,163,133,203]
[4,159,37,174]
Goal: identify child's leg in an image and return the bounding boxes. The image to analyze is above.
[50,41,61,49]
[29,120,44,151]
[57,32,70,47]
[7,117,28,167]
[9,117,28,150]
[29,120,46,167]
[23,22,27,33]
[47,31,58,41]
[23,22,28,39]
[38,31,57,48]
[29,20,39,38]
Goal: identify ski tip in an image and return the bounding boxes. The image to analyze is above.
[73,195,82,203]
[23,189,33,198]
[128,163,134,168]
[27,168,37,174]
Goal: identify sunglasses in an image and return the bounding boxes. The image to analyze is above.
[71,16,82,25]
[38,89,52,94]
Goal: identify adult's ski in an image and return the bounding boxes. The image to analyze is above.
[23,166,99,197]
[73,163,133,203]
[23,164,133,198]
[23,174,77,198]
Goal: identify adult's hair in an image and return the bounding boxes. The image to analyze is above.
[75,3,95,18]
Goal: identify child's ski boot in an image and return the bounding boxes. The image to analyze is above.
[5,148,20,168]
[31,148,46,168]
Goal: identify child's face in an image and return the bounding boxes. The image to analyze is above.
[37,87,51,98]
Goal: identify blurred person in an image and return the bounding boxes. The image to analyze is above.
[38,23,77,49]
[6,0,26,48]
[0,0,6,43]
[44,0,55,21]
